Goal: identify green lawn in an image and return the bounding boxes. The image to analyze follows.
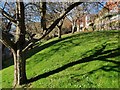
[1,30,120,88]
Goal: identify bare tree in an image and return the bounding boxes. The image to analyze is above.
[0,1,83,87]
[0,0,27,86]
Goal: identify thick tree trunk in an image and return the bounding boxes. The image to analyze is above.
[12,49,27,87]
[12,0,27,87]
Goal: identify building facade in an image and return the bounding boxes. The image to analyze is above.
[94,0,119,30]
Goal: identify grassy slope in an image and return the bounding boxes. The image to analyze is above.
[1,30,120,88]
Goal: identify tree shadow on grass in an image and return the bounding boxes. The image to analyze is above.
[25,33,82,59]
[2,32,90,69]
[27,43,120,83]
[78,64,119,77]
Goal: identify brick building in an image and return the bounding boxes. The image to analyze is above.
[94,0,119,30]
[74,14,96,32]
[105,0,119,13]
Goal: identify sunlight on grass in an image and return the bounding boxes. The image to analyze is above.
[1,30,119,88]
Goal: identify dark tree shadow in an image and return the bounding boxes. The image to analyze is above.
[2,33,83,69]
[25,33,83,59]
[69,64,120,81]
[27,43,120,83]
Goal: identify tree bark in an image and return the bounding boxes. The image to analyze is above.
[76,24,80,32]
[72,21,76,34]
[57,26,62,38]
[40,2,46,31]
[12,49,27,87]
[13,0,27,87]
[76,18,80,32]
[57,18,64,39]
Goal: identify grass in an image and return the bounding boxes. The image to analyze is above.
[1,30,120,88]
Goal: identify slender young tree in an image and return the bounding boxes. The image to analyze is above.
[57,17,65,38]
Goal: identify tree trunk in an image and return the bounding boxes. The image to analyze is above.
[57,18,64,39]
[12,49,27,87]
[76,24,80,32]
[40,2,46,31]
[12,0,27,87]
[72,21,75,34]
[57,26,62,38]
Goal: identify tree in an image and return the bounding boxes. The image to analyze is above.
[48,2,67,38]
[0,1,83,87]
[43,2,68,38]
[57,17,65,38]
[40,2,47,33]
[0,0,27,86]
[68,3,89,33]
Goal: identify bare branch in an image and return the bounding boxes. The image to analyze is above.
[35,2,83,41]
[25,3,40,8]
[98,2,109,10]
[0,32,16,50]
[23,2,83,51]
[0,8,17,25]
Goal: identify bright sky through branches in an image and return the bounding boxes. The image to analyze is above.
[0,0,114,2]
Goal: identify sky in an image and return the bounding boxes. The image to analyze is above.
[0,1,107,22]
[0,0,111,3]
[0,2,4,9]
